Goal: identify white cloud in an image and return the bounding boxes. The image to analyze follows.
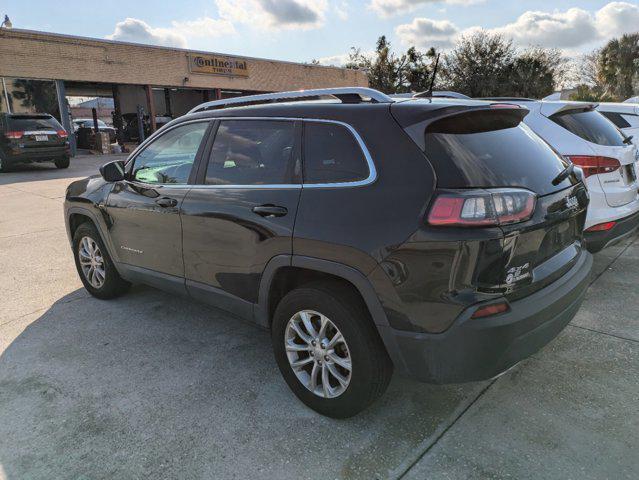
[489,8,599,48]
[395,18,458,48]
[318,49,376,66]
[107,16,236,48]
[107,18,188,48]
[171,17,235,38]
[395,2,639,51]
[216,0,328,30]
[595,1,639,38]
[370,0,483,18]
[335,1,349,20]
[318,52,354,66]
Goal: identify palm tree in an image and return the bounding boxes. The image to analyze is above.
[599,33,639,101]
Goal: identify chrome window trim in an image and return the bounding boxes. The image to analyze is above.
[125,117,377,190]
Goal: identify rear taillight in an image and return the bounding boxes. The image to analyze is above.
[5,131,24,139]
[56,129,68,138]
[471,301,510,319]
[568,155,620,178]
[427,188,536,227]
[585,221,616,232]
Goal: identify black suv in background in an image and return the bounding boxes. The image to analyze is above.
[64,88,592,417]
[0,113,70,171]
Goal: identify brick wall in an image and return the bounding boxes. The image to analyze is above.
[0,29,367,91]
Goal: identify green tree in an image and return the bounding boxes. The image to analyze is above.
[11,79,59,116]
[569,84,615,102]
[346,36,437,94]
[507,47,566,98]
[441,31,515,97]
[599,33,639,100]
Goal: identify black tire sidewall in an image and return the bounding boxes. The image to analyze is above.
[55,157,70,169]
[72,223,127,299]
[272,286,387,418]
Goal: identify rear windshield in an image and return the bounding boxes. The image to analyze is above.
[550,109,626,146]
[8,116,61,131]
[425,109,576,195]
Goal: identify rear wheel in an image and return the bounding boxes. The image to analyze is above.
[272,282,393,418]
[55,156,70,169]
[72,222,130,299]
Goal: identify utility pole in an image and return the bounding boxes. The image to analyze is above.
[1,77,11,113]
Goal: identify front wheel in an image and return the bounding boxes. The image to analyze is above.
[72,222,130,299]
[271,282,393,418]
[55,156,70,169]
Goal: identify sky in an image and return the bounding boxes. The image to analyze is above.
[2,0,638,65]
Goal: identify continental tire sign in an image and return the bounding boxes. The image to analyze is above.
[189,54,249,77]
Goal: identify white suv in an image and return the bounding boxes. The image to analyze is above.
[596,103,639,140]
[488,99,639,253]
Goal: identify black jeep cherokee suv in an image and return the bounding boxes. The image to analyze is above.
[1,113,70,171]
[64,88,592,418]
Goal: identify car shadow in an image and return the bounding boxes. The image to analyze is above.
[0,154,127,187]
[0,285,483,480]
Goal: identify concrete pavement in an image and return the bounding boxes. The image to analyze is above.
[0,155,637,479]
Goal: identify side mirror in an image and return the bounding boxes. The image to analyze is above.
[99,160,125,182]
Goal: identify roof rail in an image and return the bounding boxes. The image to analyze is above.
[416,91,470,99]
[188,87,393,114]
[477,97,537,102]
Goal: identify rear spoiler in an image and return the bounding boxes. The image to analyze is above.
[391,102,529,151]
[539,101,598,118]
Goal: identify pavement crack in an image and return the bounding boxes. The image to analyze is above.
[568,324,639,344]
[392,378,499,480]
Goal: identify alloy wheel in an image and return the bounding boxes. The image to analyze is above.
[284,310,352,398]
[78,236,106,288]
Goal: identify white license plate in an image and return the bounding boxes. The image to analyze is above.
[35,135,48,141]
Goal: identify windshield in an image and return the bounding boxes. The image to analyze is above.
[550,109,626,146]
[425,109,577,195]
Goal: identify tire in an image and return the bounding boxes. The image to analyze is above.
[55,156,70,169]
[272,281,393,418]
[72,222,130,299]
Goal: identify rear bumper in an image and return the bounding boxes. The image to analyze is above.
[2,146,69,164]
[378,249,592,384]
[585,209,639,253]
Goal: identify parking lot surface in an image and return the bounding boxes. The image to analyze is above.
[0,155,637,479]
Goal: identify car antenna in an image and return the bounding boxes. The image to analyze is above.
[414,53,440,99]
[426,53,440,97]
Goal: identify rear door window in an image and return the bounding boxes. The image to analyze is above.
[550,109,626,146]
[205,120,298,186]
[424,109,575,195]
[303,122,369,184]
[8,116,61,131]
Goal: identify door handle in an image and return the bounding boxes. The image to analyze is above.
[156,197,178,208]
[252,204,288,217]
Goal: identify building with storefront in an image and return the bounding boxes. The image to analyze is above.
[0,28,367,150]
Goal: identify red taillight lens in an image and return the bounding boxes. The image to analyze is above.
[585,221,616,232]
[427,189,536,227]
[5,131,24,139]
[56,129,68,138]
[471,302,509,319]
[567,155,620,178]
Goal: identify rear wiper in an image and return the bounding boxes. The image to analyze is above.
[552,163,574,186]
[623,135,634,145]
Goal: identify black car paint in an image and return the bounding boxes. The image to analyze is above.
[64,98,592,383]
